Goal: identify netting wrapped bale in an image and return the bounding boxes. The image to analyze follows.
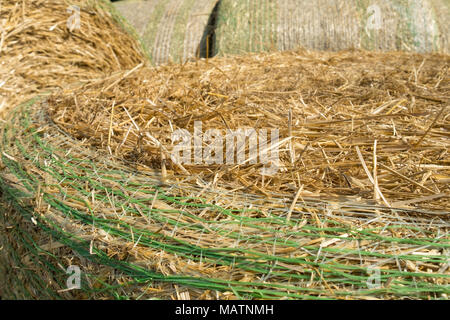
[215,0,450,55]
[113,0,219,65]
[431,0,450,54]
[0,0,146,299]
[1,49,449,300]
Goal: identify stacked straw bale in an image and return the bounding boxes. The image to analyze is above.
[2,48,449,299]
[215,0,450,55]
[113,0,219,64]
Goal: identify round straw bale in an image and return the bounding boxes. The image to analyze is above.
[215,0,449,55]
[113,0,219,65]
[2,48,449,300]
[0,0,146,299]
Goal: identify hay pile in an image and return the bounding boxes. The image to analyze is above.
[2,49,448,299]
[0,0,145,118]
[215,0,449,55]
[49,50,449,212]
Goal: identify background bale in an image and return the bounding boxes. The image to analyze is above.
[113,0,219,65]
[215,0,450,55]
